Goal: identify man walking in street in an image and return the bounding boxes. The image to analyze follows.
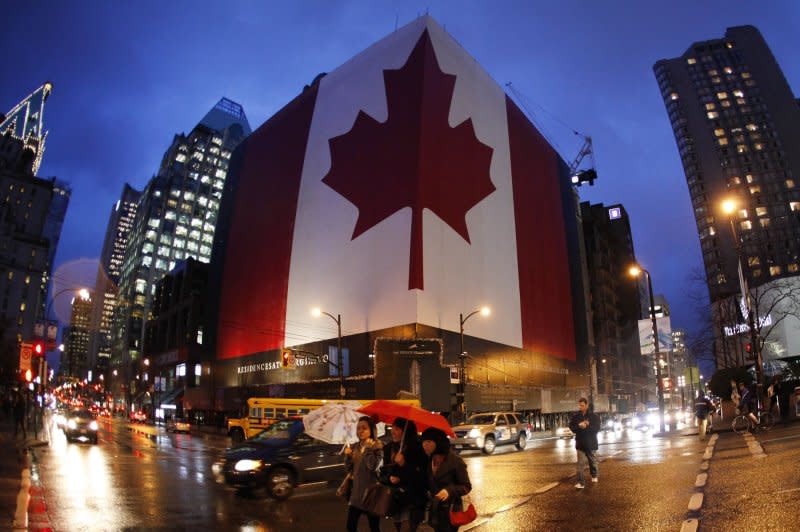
[569,397,600,489]
[694,392,714,440]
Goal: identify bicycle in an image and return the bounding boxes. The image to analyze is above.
[731,409,774,434]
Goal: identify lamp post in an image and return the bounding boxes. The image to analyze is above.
[629,264,666,434]
[458,307,490,423]
[721,198,764,393]
[312,308,345,398]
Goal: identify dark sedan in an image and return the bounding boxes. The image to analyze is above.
[64,409,99,444]
[218,418,345,500]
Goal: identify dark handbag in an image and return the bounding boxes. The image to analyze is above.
[361,482,394,516]
[449,495,477,526]
[336,473,352,501]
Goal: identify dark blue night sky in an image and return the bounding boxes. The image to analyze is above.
[2,1,798,375]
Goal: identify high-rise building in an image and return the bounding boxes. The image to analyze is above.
[0,83,69,381]
[581,202,647,411]
[112,98,250,406]
[88,183,141,379]
[655,26,800,367]
[62,290,92,378]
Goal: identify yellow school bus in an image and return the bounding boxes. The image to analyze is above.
[227,397,420,442]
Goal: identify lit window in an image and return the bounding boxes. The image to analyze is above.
[201,175,211,184]
[724,67,733,74]
[146,230,157,241]
[708,226,716,236]
[159,234,171,244]
[726,42,734,49]
[176,225,188,236]
[730,176,742,185]
[24,275,30,285]
[168,261,176,271]
[718,138,728,146]
[187,241,199,252]
[165,210,176,220]
[746,175,754,183]
[755,207,767,216]
[189,229,201,240]
[788,264,799,273]
[705,103,716,111]
[196,328,203,345]
[200,245,212,256]
[155,259,167,270]
[759,218,771,228]
[716,273,726,285]
[736,98,746,105]
[176,363,186,377]
[748,257,760,266]
[754,143,763,150]
[19,302,25,312]
[148,218,159,229]
[687,58,697,65]
[770,266,781,276]
[707,111,719,119]
[670,92,679,100]
[740,221,752,230]
[711,77,721,84]
[135,280,147,294]
[184,191,195,201]
[749,186,761,194]
[215,169,226,178]
[175,153,187,163]
[170,189,180,197]
[742,72,751,79]
[721,100,731,108]
[737,145,748,154]
[173,250,184,260]
[786,180,795,188]
[789,202,800,212]
[738,209,748,219]
[167,199,178,208]
[191,218,203,228]
[174,238,185,249]
[714,128,725,137]
[202,234,214,243]
[197,197,208,207]
[142,256,152,267]
[716,92,728,100]
[733,90,744,98]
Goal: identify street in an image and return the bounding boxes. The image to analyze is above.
[22,417,800,531]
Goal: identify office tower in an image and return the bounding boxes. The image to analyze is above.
[111,98,249,406]
[63,290,92,378]
[0,83,68,381]
[88,183,141,379]
[581,202,647,409]
[655,26,800,367]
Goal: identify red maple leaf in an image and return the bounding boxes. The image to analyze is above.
[322,30,495,290]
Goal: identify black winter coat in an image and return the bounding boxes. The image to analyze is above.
[569,410,600,451]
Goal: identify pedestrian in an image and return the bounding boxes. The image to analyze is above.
[13,393,26,439]
[344,415,384,532]
[730,379,740,413]
[382,418,427,531]
[569,397,600,489]
[738,382,759,428]
[421,427,471,532]
[694,392,713,440]
[767,377,780,416]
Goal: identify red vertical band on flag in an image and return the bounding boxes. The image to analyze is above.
[506,96,576,361]
[217,87,320,359]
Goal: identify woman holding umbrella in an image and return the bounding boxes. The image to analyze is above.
[421,427,472,532]
[344,415,384,532]
[382,418,427,531]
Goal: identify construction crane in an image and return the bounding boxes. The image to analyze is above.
[506,82,597,186]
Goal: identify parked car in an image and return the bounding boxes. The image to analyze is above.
[64,409,99,444]
[451,412,528,454]
[217,418,344,500]
[168,418,191,433]
[131,410,147,423]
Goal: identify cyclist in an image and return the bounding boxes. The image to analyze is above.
[737,382,759,428]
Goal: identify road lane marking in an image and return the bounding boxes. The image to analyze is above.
[534,481,559,494]
[680,518,699,532]
[694,473,707,488]
[775,487,800,495]
[741,432,766,458]
[759,433,800,444]
[461,517,491,531]
[687,493,703,511]
[699,461,709,471]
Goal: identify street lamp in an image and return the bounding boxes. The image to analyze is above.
[629,264,666,434]
[312,308,345,398]
[459,306,490,423]
[720,196,764,393]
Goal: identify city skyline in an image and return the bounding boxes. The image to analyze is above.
[2,1,799,349]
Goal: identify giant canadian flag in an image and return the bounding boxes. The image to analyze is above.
[216,16,578,362]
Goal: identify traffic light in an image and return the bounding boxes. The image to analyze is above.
[25,369,32,382]
[33,341,44,355]
[745,342,752,354]
[281,349,293,369]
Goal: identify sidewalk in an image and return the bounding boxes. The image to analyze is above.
[0,417,33,531]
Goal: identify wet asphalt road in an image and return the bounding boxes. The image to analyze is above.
[29,417,800,531]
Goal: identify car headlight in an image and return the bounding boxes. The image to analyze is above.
[89,421,99,431]
[467,428,481,438]
[234,459,263,472]
[68,420,77,430]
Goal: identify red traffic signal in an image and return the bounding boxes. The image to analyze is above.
[33,341,44,355]
[281,349,293,368]
[745,343,752,353]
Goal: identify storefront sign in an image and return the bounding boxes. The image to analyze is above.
[237,354,329,375]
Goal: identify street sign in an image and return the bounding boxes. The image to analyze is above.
[19,342,33,372]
